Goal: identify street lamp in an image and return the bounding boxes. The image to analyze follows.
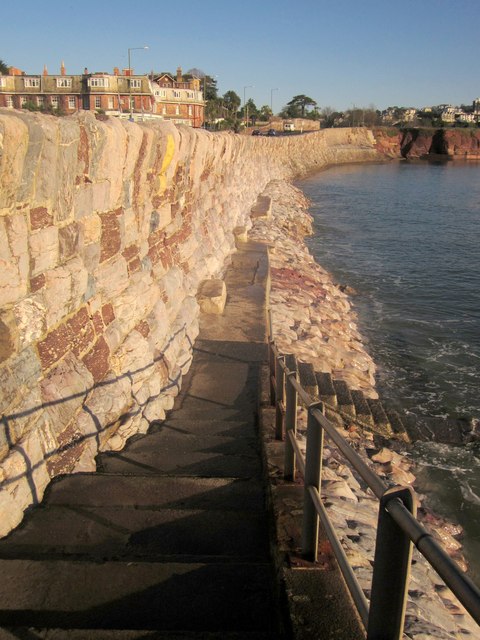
[128,46,148,120]
[270,88,278,116]
[243,85,253,129]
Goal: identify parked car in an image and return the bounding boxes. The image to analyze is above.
[267,129,277,136]
[252,129,261,136]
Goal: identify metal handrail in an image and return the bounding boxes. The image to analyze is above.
[267,325,480,639]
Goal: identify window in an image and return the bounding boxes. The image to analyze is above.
[6,96,13,108]
[188,106,192,116]
[175,105,180,115]
[162,106,166,115]
[108,97,114,109]
[20,96,27,106]
[24,77,40,88]
[37,96,45,107]
[130,79,141,89]
[0,78,6,87]
[68,96,76,109]
[56,78,72,88]
[173,90,181,98]
[51,96,59,107]
[95,96,101,108]
[88,77,109,88]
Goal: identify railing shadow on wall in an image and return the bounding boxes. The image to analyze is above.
[266,308,480,637]
[0,324,192,508]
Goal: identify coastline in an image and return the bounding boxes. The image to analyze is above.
[248,177,478,638]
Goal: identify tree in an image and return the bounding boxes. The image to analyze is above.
[217,90,241,131]
[320,106,337,128]
[222,90,241,116]
[186,68,218,101]
[205,97,224,124]
[0,59,9,75]
[240,98,259,123]
[285,94,318,118]
[259,105,272,121]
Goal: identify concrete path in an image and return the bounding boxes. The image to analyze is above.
[0,237,365,639]
[0,240,285,638]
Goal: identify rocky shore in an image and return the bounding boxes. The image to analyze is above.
[248,179,478,639]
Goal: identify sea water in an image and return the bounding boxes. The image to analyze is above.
[298,161,480,581]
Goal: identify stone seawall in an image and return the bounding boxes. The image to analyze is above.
[0,109,382,534]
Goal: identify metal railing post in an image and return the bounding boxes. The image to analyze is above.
[269,340,276,406]
[367,486,416,640]
[275,355,285,440]
[265,338,480,631]
[301,402,324,561]
[284,355,298,480]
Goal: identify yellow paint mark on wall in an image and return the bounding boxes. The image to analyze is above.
[157,134,175,194]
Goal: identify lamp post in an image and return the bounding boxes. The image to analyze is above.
[243,85,253,129]
[270,88,278,117]
[128,46,148,120]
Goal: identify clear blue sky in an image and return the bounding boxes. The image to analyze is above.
[2,0,479,113]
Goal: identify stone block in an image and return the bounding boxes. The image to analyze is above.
[0,309,18,364]
[367,398,392,437]
[333,379,356,417]
[197,279,227,315]
[41,352,94,436]
[29,226,59,276]
[351,389,374,426]
[250,195,272,220]
[233,225,248,244]
[316,372,337,407]
[298,361,317,398]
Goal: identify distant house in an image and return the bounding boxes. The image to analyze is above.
[457,112,476,123]
[440,106,457,123]
[403,108,417,122]
[0,63,204,127]
[150,68,204,127]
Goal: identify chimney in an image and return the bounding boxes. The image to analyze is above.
[83,67,89,75]
[43,65,48,77]
[113,67,120,76]
[176,66,182,82]
[123,67,132,77]
[60,61,66,76]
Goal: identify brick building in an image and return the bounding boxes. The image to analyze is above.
[0,63,204,127]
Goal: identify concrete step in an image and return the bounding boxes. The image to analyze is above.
[42,475,266,511]
[0,630,276,640]
[0,630,276,639]
[97,433,263,477]
[121,430,259,459]
[96,431,261,478]
[167,407,252,423]
[0,505,269,562]
[0,560,277,633]
[192,339,267,364]
[151,418,256,439]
